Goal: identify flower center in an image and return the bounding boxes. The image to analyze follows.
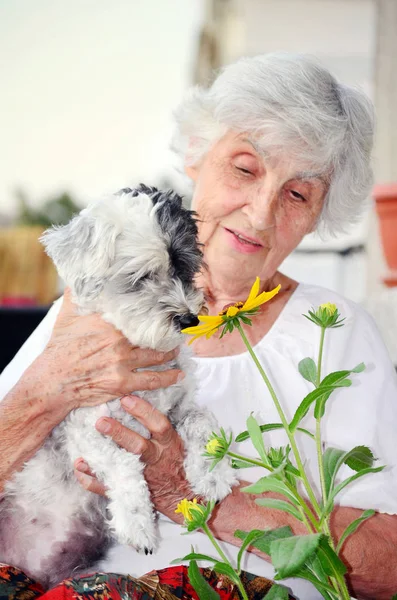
[219,301,244,317]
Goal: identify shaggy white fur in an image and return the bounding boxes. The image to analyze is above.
[0,186,237,588]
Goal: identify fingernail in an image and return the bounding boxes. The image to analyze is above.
[76,460,88,473]
[121,395,137,410]
[96,418,111,434]
[177,371,186,382]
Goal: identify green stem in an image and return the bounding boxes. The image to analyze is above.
[227,451,273,471]
[235,322,321,517]
[202,522,230,564]
[315,327,337,549]
[202,523,249,600]
[283,479,321,532]
[316,326,325,388]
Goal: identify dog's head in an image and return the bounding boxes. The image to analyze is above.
[41,185,204,351]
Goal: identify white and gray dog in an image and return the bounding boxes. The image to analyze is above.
[0,185,236,588]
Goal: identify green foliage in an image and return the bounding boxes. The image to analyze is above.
[263,584,290,599]
[177,302,382,600]
[16,189,81,227]
[234,527,294,555]
[242,476,300,507]
[290,363,367,430]
[271,534,323,578]
[235,423,314,443]
[246,414,272,468]
[298,357,318,386]
[336,510,375,553]
[255,498,303,522]
[187,561,221,599]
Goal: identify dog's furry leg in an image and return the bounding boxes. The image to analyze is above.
[65,420,157,553]
[170,400,237,502]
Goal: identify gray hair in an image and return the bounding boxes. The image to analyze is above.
[172,53,374,236]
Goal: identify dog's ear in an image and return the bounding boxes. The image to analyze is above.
[41,209,120,302]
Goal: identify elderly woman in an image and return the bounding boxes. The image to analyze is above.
[1,53,397,600]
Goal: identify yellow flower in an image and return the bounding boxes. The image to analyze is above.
[320,302,337,316]
[182,277,281,344]
[175,498,204,522]
[205,438,222,456]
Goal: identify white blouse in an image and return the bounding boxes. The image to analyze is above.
[1,283,397,600]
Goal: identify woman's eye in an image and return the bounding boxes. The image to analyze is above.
[236,166,253,176]
[289,190,306,202]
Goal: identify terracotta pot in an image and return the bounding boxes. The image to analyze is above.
[374,183,397,272]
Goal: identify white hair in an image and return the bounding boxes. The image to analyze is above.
[172,52,374,236]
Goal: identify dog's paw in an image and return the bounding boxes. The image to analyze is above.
[110,514,158,553]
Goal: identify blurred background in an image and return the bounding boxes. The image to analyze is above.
[1,0,396,368]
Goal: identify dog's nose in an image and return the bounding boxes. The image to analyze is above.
[177,313,200,330]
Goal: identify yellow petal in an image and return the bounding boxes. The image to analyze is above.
[198,315,224,325]
[226,306,239,317]
[242,277,260,310]
[243,284,281,311]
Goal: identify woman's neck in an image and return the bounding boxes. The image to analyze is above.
[196,270,284,313]
[191,272,299,358]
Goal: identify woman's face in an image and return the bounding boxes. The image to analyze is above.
[186,131,328,288]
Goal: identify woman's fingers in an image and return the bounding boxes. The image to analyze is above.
[124,368,183,395]
[74,458,107,496]
[121,396,174,442]
[95,417,158,464]
[129,347,179,369]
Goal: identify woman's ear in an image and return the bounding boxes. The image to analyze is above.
[185,162,199,182]
[184,137,202,182]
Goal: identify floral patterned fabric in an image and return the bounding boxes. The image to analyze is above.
[0,564,293,600]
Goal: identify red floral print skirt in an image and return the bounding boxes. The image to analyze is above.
[0,564,293,600]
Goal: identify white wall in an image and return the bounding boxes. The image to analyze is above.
[0,0,204,215]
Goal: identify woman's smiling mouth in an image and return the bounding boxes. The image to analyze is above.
[224,227,264,254]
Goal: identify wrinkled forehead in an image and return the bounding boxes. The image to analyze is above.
[238,133,331,185]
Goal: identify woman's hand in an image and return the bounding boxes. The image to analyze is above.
[74,395,192,521]
[36,290,183,419]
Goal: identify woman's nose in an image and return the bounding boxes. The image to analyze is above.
[244,191,277,231]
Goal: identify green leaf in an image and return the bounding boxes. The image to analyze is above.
[336,509,375,554]
[171,552,219,564]
[242,476,299,506]
[324,466,384,513]
[255,498,303,522]
[323,447,346,497]
[316,536,347,577]
[298,357,318,386]
[213,562,242,587]
[246,414,271,467]
[234,527,293,555]
[236,423,284,442]
[323,445,377,501]
[344,445,375,472]
[270,534,322,578]
[314,385,350,419]
[289,387,335,432]
[236,423,314,443]
[263,583,289,599]
[294,567,336,598]
[236,530,265,573]
[187,561,221,599]
[231,458,257,469]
